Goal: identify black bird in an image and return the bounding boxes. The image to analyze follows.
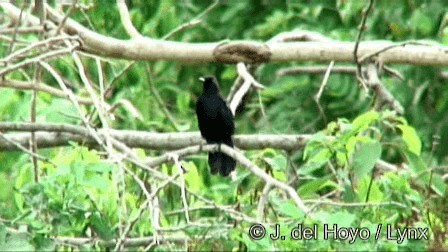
[196,76,236,176]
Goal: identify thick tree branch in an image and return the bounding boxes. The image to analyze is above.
[0,122,404,174]
[1,3,447,65]
[0,122,312,151]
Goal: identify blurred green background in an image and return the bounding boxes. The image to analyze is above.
[0,0,447,250]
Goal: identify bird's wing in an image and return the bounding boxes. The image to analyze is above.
[218,98,235,136]
[195,98,207,134]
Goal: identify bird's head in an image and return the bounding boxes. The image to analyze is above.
[199,76,219,95]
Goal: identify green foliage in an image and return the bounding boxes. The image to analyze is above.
[0,0,447,251]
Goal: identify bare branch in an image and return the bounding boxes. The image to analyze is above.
[277,64,405,81]
[257,183,273,221]
[313,61,334,122]
[145,144,310,214]
[55,0,77,35]
[364,63,404,114]
[39,61,105,146]
[116,0,142,39]
[0,3,445,65]
[304,199,408,208]
[162,0,220,40]
[6,1,27,55]
[0,122,314,151]
[145,64,180,130]
[1,35,79,64]
[277,65,357,77]
[359,41,434,63]
[353,0,375,91]
[227,30,334,112]
[0,26,43,35]
[0,79,92,104]
[0,44,79,77]
[267,30,332,43]
[228,63,265,115]
[0,131,54,166]
[55,234,224,248]
[30,66,41,183]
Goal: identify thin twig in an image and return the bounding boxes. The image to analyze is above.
[0,78,92,104]
[359,41,433,63]
[304,199,408,208]
[0,26,43,35]
[1,35,79,64]
[29,0,47,183]
[109,61,135,87]
[162,0,220,40]
[39,61,105,146]
[6,1,27,56]
[146,144,310,215]
[145,64,180,131]
[353,0,374,92]
[116,0,142,38]
[364,63,404,114]
[55,0,78,35]
[277,65,356,77]
[0,131,55,166]
[256,183,273,221]
[313,61,334,123]
[228,63,265,116]
[0,45,79,77]
[30,66,40,183]
[169,153,190,223]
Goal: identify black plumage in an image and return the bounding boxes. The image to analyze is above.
[196,76,236,176]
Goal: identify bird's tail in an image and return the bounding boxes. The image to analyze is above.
[208,139,236,176]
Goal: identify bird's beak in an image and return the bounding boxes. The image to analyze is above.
[199,77,205,82]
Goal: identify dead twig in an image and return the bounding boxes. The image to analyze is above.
[116,0,141,39]
[353,0,374,92]
[313,61,334,123]
[162,0,220,40]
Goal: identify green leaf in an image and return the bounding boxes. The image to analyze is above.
[89,212,115,241]
[298,176,338,197]
[176,92,190,114]
[315,210,356,227]
[264,155,287,171]
[357,177,383,203]
[353,141,382,179]
[277,200,305,219]
[430,174,446,197]
[402,149,428,182]
[184,162,202,193]
[297,160,326,175]
[0,233,34,251]
[352,110,379,133]
[86,163,113,173]
[0,224,5,245]
[410,9,433,35]
[307,149,331,164]
[442,27,448,45]
[397,125,421,155]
